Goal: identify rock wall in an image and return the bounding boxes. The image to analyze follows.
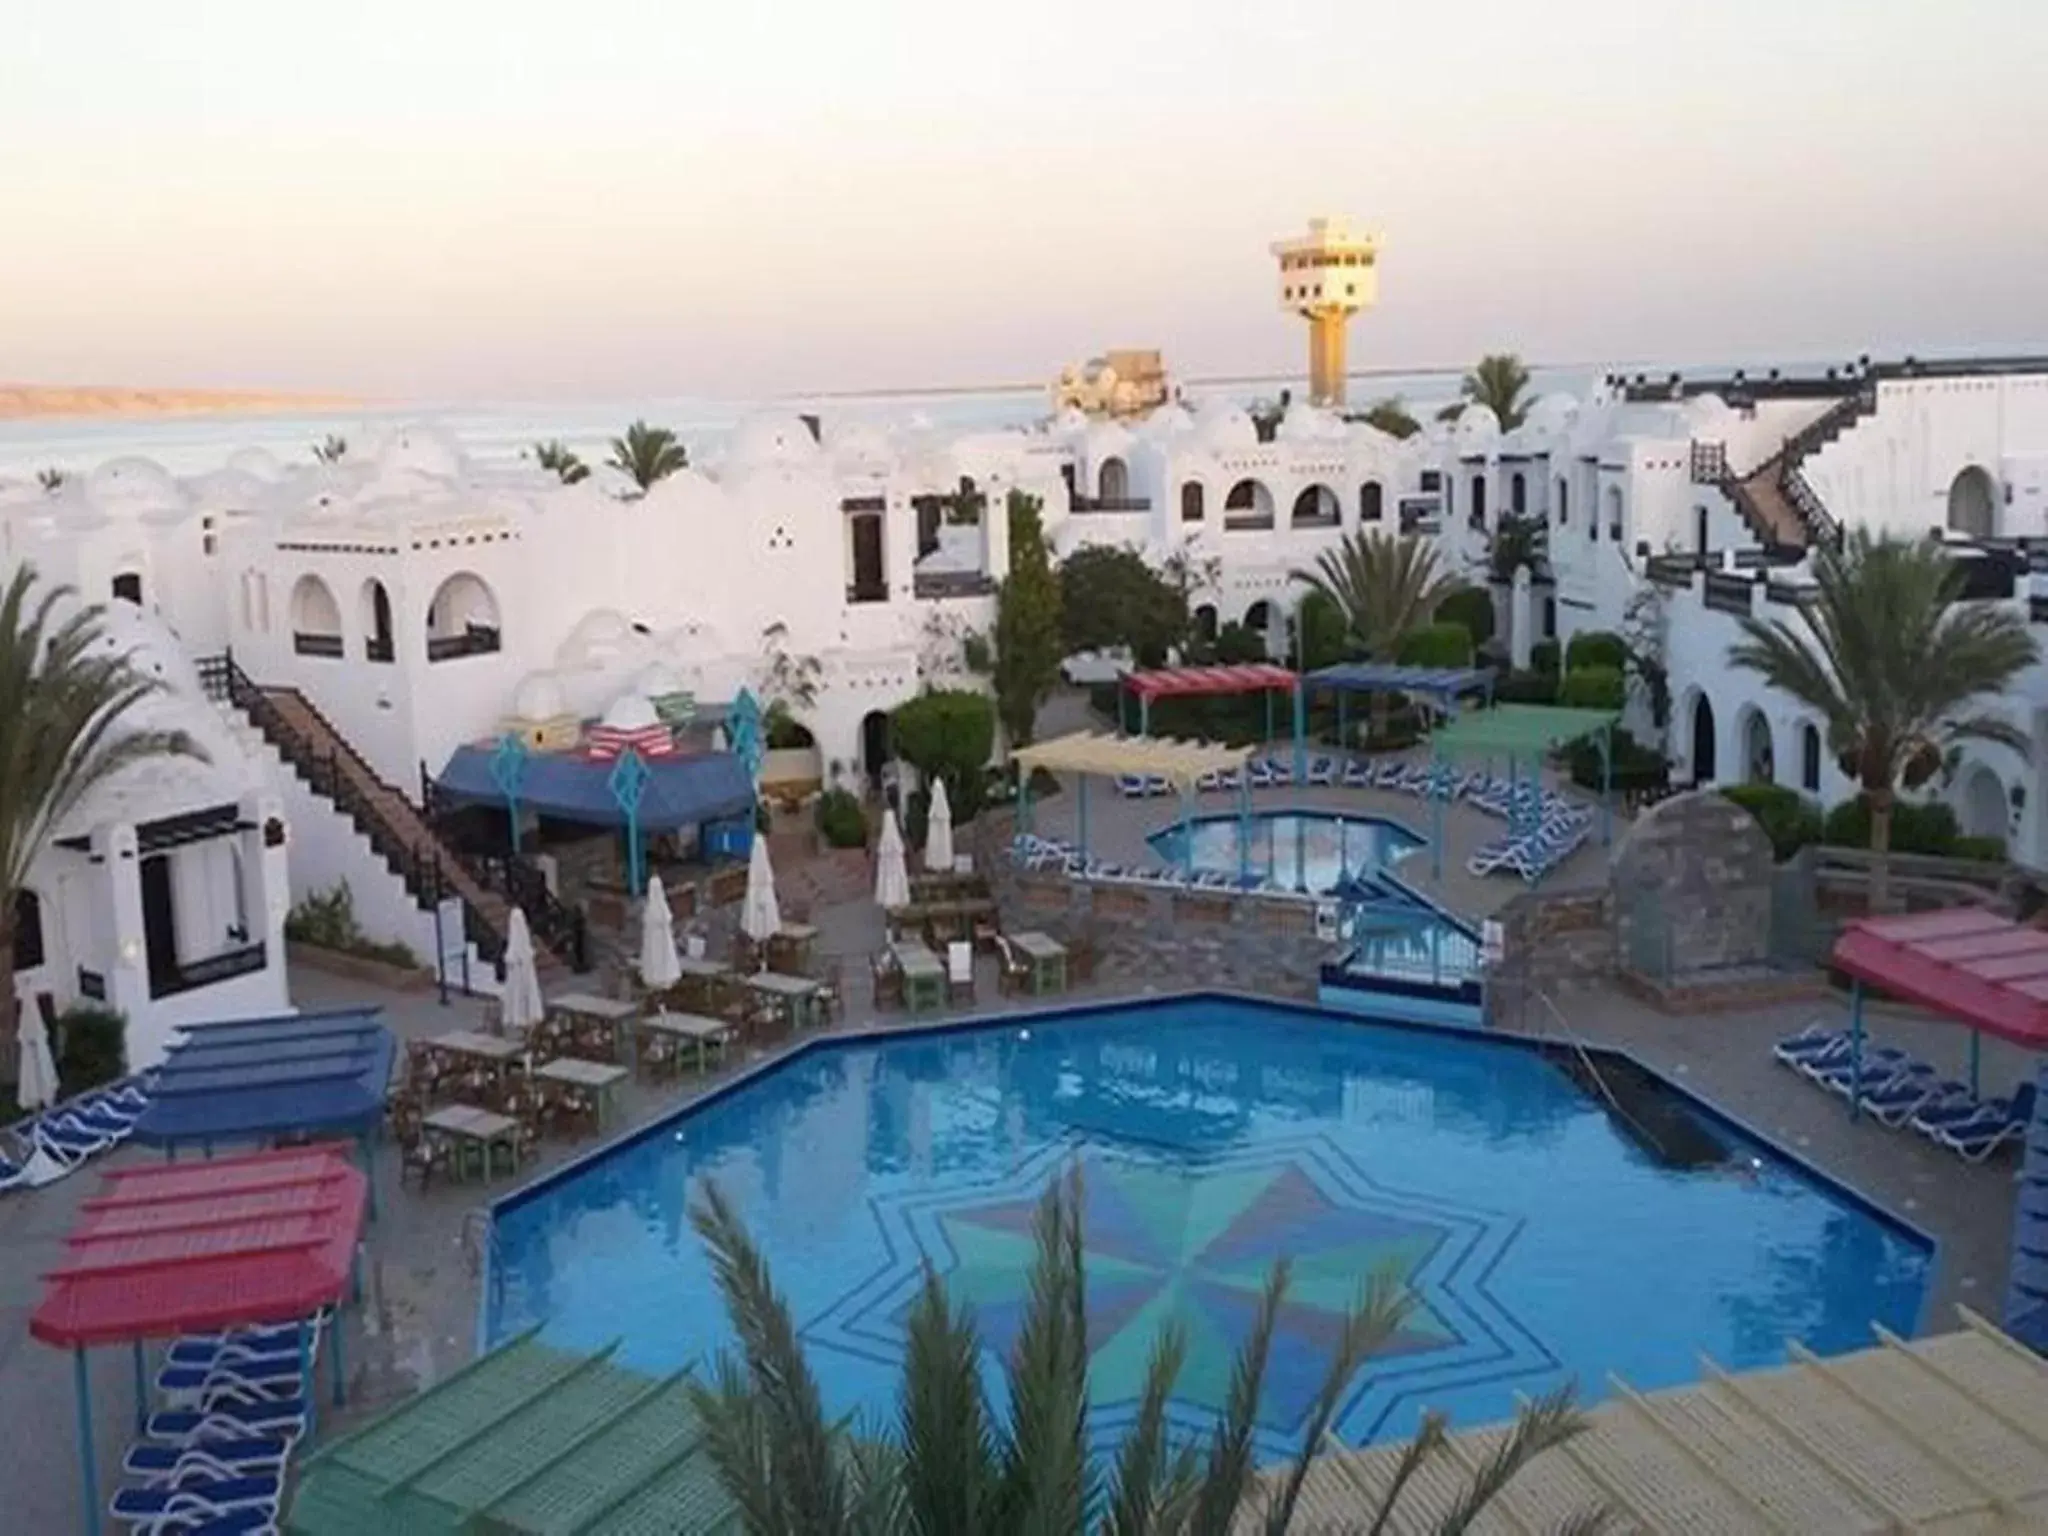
[1609,789,1775,978]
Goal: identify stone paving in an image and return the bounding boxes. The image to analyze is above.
[0,834,2029,1530]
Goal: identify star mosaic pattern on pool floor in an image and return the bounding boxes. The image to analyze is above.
[808,1137,1558,1450]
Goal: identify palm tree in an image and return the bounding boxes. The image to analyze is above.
[529,439,590,485]
[1354,397,1421,440]
[690,1168,1597,1534]
[608,420,688,491]
[1728,529,2038,912]
[36,467,64,493]
[312,433,348,464]
[1439,355,1533,430]
[0,568,206,1057]
[1294,530,1465,742]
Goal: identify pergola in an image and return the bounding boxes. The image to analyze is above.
[1419,703,1621,878]
[1116,663,1297,747]
[32,1146,367,1535]
[1300,663,1495,762]
[131,1007,396,1214]
[1011,730,1257,872]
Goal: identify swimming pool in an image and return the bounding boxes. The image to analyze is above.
[486,998,1931,1457]
[1147,810,1423,893]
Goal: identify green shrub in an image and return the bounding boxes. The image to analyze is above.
[814,787,868,848]
[1952,834,2007,862]
[1437,588,1495,649]
[1555,665,1624,710]
[1396,622,1475,669]
[1529,639,1561,676]
[1822,795,1962,856]
[1493,669,1557,704]
[1566,727,1667,794]
[1721,784,1824,860]
[1564,630,1628,674]
[284,880,420,969]
[1213,621,1268,665]
[56,1004,127,1099]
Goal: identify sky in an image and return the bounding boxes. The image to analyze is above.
[4,0,2046,401]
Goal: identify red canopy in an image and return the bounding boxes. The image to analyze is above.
[1831,907,2048,1051]
[1124,664,1297,702]
[31,1145,367,1348]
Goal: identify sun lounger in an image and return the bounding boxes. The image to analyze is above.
[1214,764,1245,792]
[1115,774,1149,799]
[34,1115,112,1165]
[110,1470,282,1528]
[1305,755,1336,787]
[167,1322,323,1370]
[1246,759,1274,789]
[1866,1075,1969,1129]
[1816,1057,1929,1103]
[1771,1023,1841,1063]
[1261,757,1293,786]
[145,1398,308,1446]
[1339,757,1372,788]
[1930,1082,2037,1161]
[1797,1043,1913,1086]
[123,1437,292,1480]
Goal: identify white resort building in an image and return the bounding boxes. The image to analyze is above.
[6,352,2048,1047]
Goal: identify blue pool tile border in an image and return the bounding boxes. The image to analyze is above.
[479,987,1941,1348]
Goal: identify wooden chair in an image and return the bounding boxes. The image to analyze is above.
[871,952,904,1010]
[972,913,1001,953]
[816,959,845,1023]
[391,1101,450,1190]
[995,936,1031,996]
[946,941,975,1005]
[639,1031,679,1082]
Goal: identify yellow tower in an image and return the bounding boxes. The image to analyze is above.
[1271,217,1380,408]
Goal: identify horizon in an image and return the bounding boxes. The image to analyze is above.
[6,0,2046,400]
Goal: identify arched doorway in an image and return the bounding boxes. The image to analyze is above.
[1359,481,1383,522]
[1243,600,1272,633]
[1469,475,1488,530]
[289,574,343,656]
[1605,485,1625,541]
[425,571,501,660]
[360,578,394,662]
[1290,484,1339,528]
[1947,466,1998,539]
[112,571,143,605]
[1737,706,1774,783]
[1098,457,1130,502]
[1191,604,1218,644]
[1959,764,2007,840]
[1800,723,1821,793]
[860,709,891,789]
[1689,691,1718,785]
[1180,481,1204,523]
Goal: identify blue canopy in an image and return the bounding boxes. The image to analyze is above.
[131,1007,396,1148]
[436,745,755,831]
[1301,664,1494,703]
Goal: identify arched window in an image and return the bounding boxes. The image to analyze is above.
[425,571,502,661]
[1739,708,1774,784]
[1359,481,1383,522]
[1604,485,1624,541]
[1947,466,1997,539]
[1290,484,1339,528]
[1192,603,1218,643]
[289,574,343,657]
[1098,457,1130,502]
[1556,478,1569,526]
[13,888,44,970]
[361,578,394,663]
[1180,481,1204,523]
[1469,475,1487,530]
[1510,472,1527,516]
[1800,723,1821,793]
[112,572,143,605]
[1244,600,1272,632]
[1223,479,1274,529]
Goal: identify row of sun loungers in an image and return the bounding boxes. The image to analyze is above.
[108,1310,331,1532]
[1010,833,1304,898]
[1772,1024,2037,1161]
[1,1078,154,1192]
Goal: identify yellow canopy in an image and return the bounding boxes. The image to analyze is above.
[1011,731,1254,790]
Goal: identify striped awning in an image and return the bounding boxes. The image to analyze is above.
[1123,664,1297,701]
[1011,731,1255,789]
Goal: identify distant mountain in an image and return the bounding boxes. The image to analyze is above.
[0,384,364,421]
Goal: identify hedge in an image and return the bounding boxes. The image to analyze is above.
[1721,784,1824,861]
[1564,630,1628,674]
[814,787,869,848]
[1395,622,1475,669]
[1556,665,1624,711]
[1529,638,1561,676]
[1437,588,1495,649]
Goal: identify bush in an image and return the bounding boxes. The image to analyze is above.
[284,880,421,969]
[1823,795,1963,856]
[1722,784,1824,860]
[1566,727,1667,794]
[1396,622,1475,669]
[763,701,815,750]
[1529,638,1561,676]
[890,689,996,820]
[1213,622,1268,665]
[1493,669,1557,704]
[814,787,868,848]
[56,1004,127,1100]
[1564,630,1628,674]
[1555,665,1625,710]
[1437,588,1495,649]
[1953,834,2007,862]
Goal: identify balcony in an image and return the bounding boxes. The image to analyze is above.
[1702,571,1755,616]
[293,631,344,658]
[365,637,395,663]
[150,941,268,1000]
[426,625,501,662]
[913,571,997,600]
[1069,496,1153,514]
[1223,513,1275,532]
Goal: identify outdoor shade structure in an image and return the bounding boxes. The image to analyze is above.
[286,1331,735,1532]
[1300,663,1494,771]
[1420,703,1620,879]
[130,1007,396,1213]
[1011,730,1257,875]
[32,1146,367,1536]
[1117,663,1299,767]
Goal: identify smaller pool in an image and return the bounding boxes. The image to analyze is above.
[1148,810,1423,894]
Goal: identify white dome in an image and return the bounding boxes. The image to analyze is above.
[85,457,185,519]
[511,671,569,721]
[1519,393,1581,435]
[1454,403,1501,441]
[824,420,892,465]
[1083,420,1135,460]
[1194,400,1258,453]
[635,660,683,696]
[376,424,466,479]
[728,413,819,470]
[555,607,644,670]
[600,692,660,731]
[185,466,273,511]
[226,447,284,481]
[1140,403,1195,439]
[1277,403,1345,443]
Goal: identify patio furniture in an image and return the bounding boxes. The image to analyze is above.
[768,922,820,976]
[547,992,641,1067]
[946,941,975,1004]
[422,1104,523,1181]
[640,1009,739,1075]
[1008,930,1069,995]
[995,936,1031,996]
[894,942,946,1015]
[816,958,845,1022]
[745,970,824,1034]
[871,951,904,1010]
[534,1057,630,1132]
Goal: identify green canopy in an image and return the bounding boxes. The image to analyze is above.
[287,1332,738,1534]
[1425,703,1618,759]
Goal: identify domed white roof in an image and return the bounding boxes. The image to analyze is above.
[1193,400,1258,453]
[1139,403,1196,439]
[824,420,892,464]
[635,660,683,697]
[376,424,466,479]
[185,466,274,511]
[728,414,818,469]
[85,457,185,519]
[1519,392,1581,435]
[1083,420,1135,460]
[1277,402,1345,444]
[226,447,284,481]
[511,671,569,721]
[555,607,644,670]
[600,692,660,731]
[1454,403,1501,441]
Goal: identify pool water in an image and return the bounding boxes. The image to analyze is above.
[1147,811,1423,894]
[486,998,1931,1457]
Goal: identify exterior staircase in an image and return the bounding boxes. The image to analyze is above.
[199,655,587,979]
[1693,385,1875,554]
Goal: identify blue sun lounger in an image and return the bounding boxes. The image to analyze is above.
[145,1397,309,1446]
[110,1470,282,1528]
[1340,756,1373,789]
[123,1436,292,1480]
[1932,1082,2037,1162]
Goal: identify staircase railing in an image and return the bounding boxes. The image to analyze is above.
[418,767,590,971]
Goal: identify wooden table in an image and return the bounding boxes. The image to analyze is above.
[892,941,946,1016]
[423,1103,522,1180]
[431,1029,524,1063]
[745,970,823,1033]
[1009,930,1069,995]
[664,955,734,1011]
[639,1009,737,1075]
[535,1056,630,1131]
[767,922,819,976]
[548,992,641,1066]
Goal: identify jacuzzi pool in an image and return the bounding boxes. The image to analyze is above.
[1146,809,1424,894]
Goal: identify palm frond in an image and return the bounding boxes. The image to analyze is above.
[1102,1321,1190,1536]
[897,1261,995,1535]
[1437,1383,1592,1535]
[1186,1259,1289,1536]
[995,1165,1094,1534]
[684,1354,788,1536]
[1362,1411,1449,1536]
